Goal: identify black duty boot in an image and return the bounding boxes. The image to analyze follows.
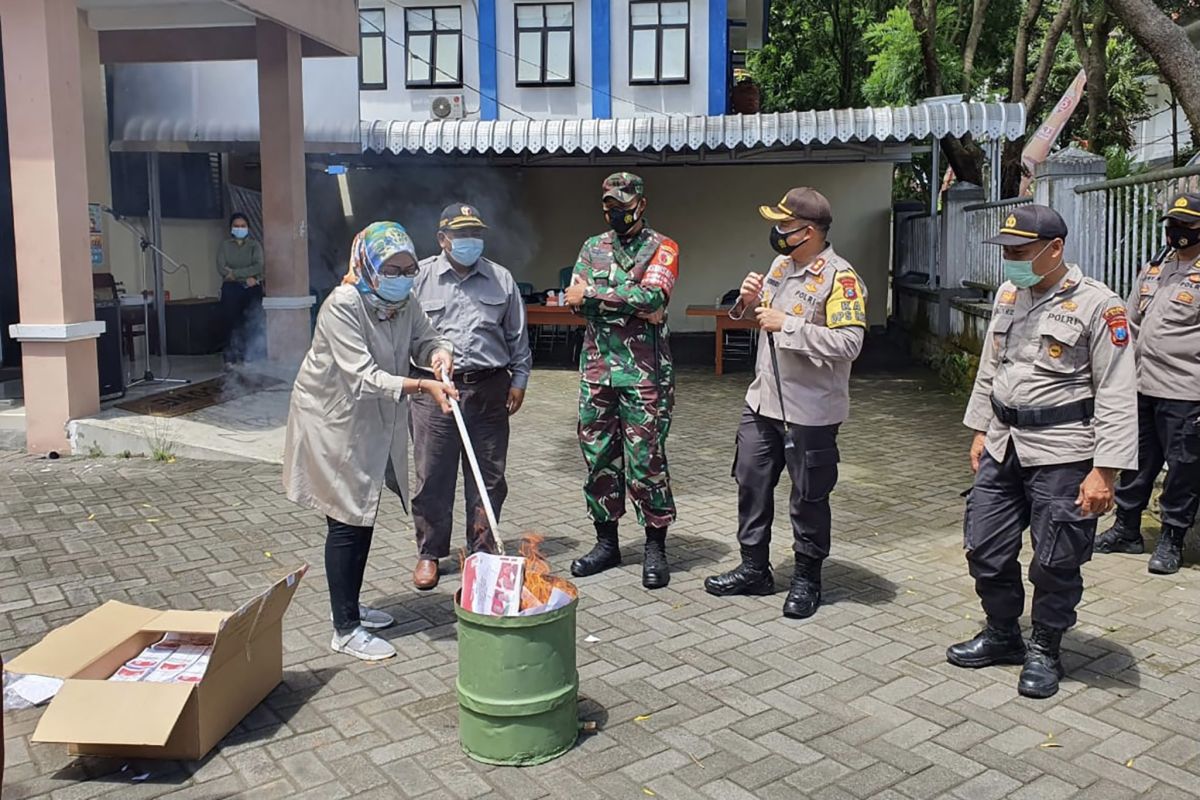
[643,527,670,589]
[571,522,621,577]
[704,547,774,596]
[1148,526,1187,575]
[1095,513,1144,555]
[782,555,822,619]
[946,617,1026,668]
[1018,623,1065,699]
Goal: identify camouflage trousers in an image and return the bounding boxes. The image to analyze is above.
[578,382,676,528]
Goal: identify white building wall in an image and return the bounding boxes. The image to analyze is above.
[609,0,710,117]
[357,1,484,123]
[1132,78,1193,167]
[495,0,593,119]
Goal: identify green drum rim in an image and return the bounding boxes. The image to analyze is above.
[452,588,579,626]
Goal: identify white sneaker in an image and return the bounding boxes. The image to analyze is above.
[329,605,395,630]
[330,626,397,661]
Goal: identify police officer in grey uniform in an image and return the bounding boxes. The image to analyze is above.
[949,205,1138,699]
[1095,191,1200,574]
[704,188,868,619]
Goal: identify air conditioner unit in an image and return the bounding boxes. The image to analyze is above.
[430,95,466,120]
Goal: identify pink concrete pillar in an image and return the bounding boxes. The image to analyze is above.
[2,0,100,453]
[256,19,312,364]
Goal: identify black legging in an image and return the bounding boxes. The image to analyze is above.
[326,517,374,635]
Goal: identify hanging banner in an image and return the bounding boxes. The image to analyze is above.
[1019,68,1088,196]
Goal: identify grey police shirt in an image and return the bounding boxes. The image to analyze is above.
[1128,254,1200,402]
[964,265,1138,470]
[413,253,533,390]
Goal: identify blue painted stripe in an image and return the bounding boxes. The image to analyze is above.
[708,0,728,115]
[478,0,499,120]
[591,0,611,119]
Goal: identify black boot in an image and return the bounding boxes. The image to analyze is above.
[571,522,621,577]
[1148,525,1186,575]
[704,547,774,596]
[1018,623,1065,699]
[1095,513,1144,555]
[946,617,1026,668]
[642,527,670,589]
[782,555,822,619]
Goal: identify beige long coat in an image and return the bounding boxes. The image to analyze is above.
[283,285,452,526]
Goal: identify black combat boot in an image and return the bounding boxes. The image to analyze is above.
[571,521,621,577]
[704,547,774,596]
[1148,525,1187,575]
[1018,623,1065,699]
[643,526,670,589]
[946,617,1026,668]
[782,555,822,619]
[1094,512,1144,555]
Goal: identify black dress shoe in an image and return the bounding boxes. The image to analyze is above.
[1148,526,1186,575]
[642,537,670,589]
[1018,624,1065,699]
[947,617,1026,668]
[571,526,621,577]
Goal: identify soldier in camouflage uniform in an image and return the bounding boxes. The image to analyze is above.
[563,173,679,589]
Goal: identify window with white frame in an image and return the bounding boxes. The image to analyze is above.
[358,10,387,90]
[515,4,575,86]
[405,6,463,88]
[629,1,689,84]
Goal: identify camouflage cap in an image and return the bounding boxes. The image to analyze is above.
[1162,192,1200,222]
[602,172,645,203]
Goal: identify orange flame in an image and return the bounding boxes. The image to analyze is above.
[518,533,577,610]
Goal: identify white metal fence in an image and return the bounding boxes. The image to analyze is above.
[895,213,934,281]
[1075,165,1200,298]
[956,198,1033,290]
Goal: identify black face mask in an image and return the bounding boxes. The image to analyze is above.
[770,225,809,256]
[606,204,641,236]
[1166,223,1200,251]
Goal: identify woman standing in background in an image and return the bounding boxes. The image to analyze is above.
[217,212,265,365]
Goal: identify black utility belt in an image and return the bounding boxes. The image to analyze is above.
[990,396,1094,429]
[416,367,506,385]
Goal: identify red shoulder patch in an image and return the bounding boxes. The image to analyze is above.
[1104,306,1129,347]
[838,275,859,301]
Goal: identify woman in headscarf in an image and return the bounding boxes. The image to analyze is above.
[284,221,457,661]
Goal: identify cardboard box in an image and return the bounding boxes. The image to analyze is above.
[4,565,306,761]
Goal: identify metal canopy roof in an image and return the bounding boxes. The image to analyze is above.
[362,102,1025,157]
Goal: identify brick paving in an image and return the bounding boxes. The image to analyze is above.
[4,364,1200,799]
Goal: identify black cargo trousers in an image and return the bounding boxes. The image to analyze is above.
[965,441,1096,630]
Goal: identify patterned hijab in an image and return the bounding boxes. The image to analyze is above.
[343,221,418,319]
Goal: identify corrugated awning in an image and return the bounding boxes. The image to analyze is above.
[362,102,1025,157]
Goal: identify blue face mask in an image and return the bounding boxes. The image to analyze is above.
[1002,243,1054,288]
[375,274,414,303]
[231,227,249,240]
[449,237,484,266]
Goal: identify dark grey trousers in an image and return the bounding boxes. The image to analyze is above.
[410,370,510,559]
[1115,394,1200,531]
[965,443,1095,630]
[733,405,840,561]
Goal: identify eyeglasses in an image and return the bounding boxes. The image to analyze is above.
[380,265,420,278]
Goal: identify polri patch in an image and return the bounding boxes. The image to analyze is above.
[999,290,1017,305]
[839,276,859,300]
[1103,306,1129,347]
[1177,290,1196,305]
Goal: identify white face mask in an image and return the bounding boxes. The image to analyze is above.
[231,227,249,240]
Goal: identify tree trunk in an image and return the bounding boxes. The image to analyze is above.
[908,0,944,95]
[961,0,992,93]
[1011,0,1047,103]
[1108,0,1200,136]
[1071,2,1112,151]
[1026,0,1075,115]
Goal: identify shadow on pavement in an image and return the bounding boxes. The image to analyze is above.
[1064,629,1142,692]
[778,557,899,606]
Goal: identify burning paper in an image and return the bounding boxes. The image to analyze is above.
[459,534,577,617]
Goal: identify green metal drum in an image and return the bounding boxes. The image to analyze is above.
[453,591,580,766]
